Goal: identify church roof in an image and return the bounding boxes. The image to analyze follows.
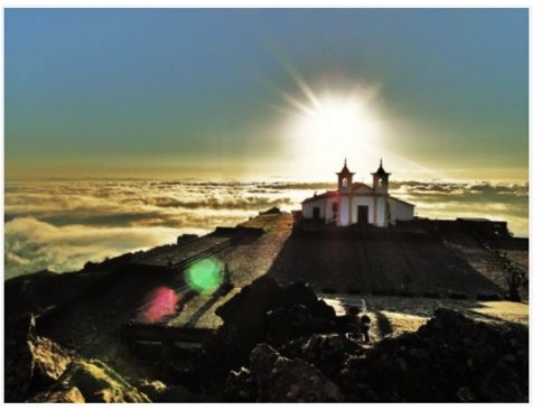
[351,182,373,191]
[302,191,338,204]
[389,196,415,207]
[336,158,354,176]
[371,158,391,176]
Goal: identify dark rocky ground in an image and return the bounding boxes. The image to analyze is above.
[5,275,528,402]
[4,212,529,402]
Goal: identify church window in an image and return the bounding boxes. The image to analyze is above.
[342,178,348,187]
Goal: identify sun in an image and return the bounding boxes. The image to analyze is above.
[281,83,385,179]
[298,94,379,145]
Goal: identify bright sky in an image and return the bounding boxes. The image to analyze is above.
[5,8,528,181]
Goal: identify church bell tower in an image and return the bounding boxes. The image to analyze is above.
[372,159,390,194]
[337,158,355,193]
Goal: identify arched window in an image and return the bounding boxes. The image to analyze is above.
[342,178,348,187]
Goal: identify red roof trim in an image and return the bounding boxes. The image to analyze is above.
[301,191,338,204]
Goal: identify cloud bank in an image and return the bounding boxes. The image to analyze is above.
[4,179,528,279]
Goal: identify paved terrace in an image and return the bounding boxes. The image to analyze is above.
[36,212,527,374]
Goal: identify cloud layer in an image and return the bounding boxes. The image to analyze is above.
[4,179,528,279]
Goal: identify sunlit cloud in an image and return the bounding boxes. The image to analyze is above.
[4,178,528,279]
[389,180,529,236]
[4,216,182,280]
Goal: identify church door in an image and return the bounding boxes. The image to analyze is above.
[313,207,321,220]
[357,205,369,224]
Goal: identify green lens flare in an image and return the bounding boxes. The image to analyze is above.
[185,258,224,293]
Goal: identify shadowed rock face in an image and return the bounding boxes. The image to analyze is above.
[28,386,85,403]
[4,315,151,403]
[30,335,73,387]
[213,277,339,369]
[5,315,36,402]
[220,295,528,403]
[4,273,529,403]
[53,360,150,403]
[226,344,345,402]
[336,308,528,402]
[26,359,151,403]
[210,277,527,402]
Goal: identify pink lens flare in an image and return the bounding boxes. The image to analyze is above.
[140,286,179,323]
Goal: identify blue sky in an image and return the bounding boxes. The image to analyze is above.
[5,8,528,180]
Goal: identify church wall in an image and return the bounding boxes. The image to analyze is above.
[325,196,339,224]
[302,200,326,220]
[390,198,415,222]
[376,196,387,226]
[339,195,351,226]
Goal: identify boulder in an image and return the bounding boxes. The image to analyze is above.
[281,282,336,320]
[265,352,344,402]
[225,343,344,402]
[27,386,85,403]
[214,277,339,368]
[55,360,150,403]
[224,367,256,402]
[5,314,75,402]
[136,379,216,402]
[30,335,73,387]
[222,308,527,402]
[266,304,313,344]
[279,333,363,382]
[215,276,283,367]
[338,308,528,402]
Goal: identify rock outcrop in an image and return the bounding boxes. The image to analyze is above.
[225,344,344,402]
[217,280,528,403]
[5,274,528,403]
[4,312,151,403]
[28,386,85,403]
[344,308,528,402]
[52,360,150,403]
[294,308,526,402]
[136,379,220,403]
[30,335,73,387]
[214,277,341,369]
[5,314,82,402]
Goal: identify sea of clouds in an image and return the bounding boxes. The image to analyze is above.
[4,179,528,279]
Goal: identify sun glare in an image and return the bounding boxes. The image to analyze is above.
[282,85,385,179]
[299,95,379,144]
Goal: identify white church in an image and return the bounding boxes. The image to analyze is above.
[301,159,415,227]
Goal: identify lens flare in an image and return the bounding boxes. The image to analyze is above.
[140,286,179,323]
[185,257,224,293]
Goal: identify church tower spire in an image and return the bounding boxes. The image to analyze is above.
[372,158,390,193]
[337,158,354,192]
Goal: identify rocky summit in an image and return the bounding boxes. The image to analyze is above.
[4,211,528,402]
